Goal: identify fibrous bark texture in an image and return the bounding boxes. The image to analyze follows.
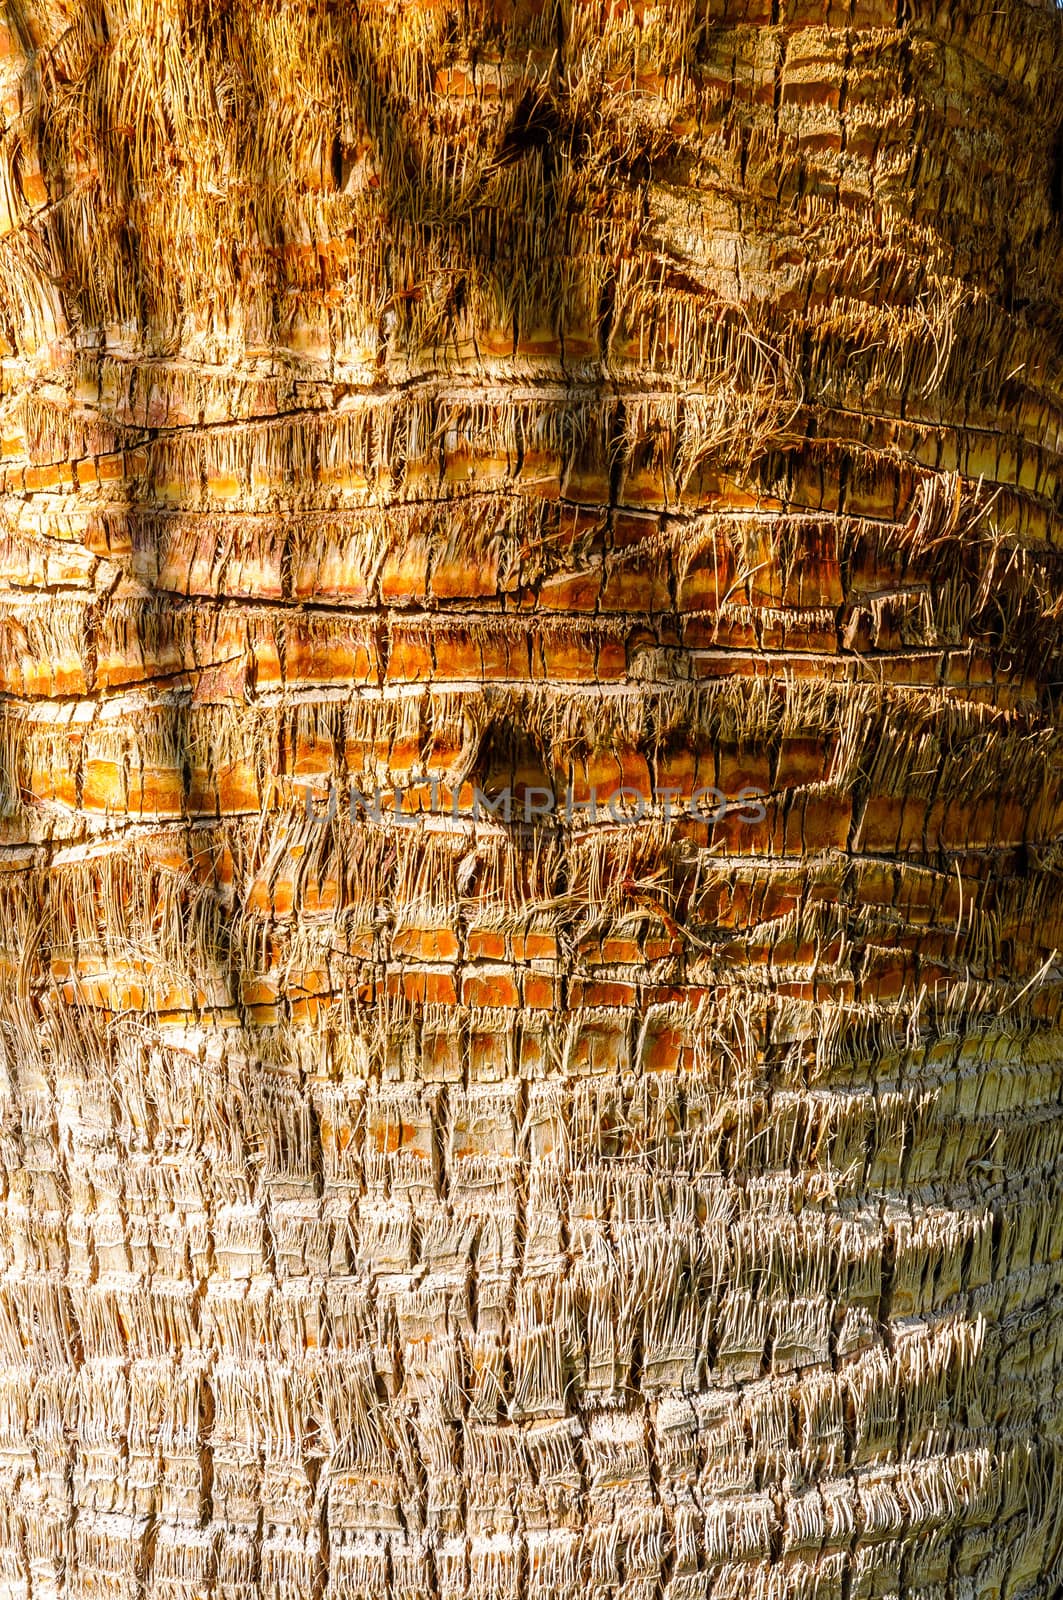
[0,1,1062,1598]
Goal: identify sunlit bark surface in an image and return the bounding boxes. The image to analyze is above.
[0,2,1062,1597]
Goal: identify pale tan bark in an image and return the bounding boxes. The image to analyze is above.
[0,3,1061,1599]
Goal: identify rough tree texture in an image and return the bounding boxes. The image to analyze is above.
[0,1,1062,1598]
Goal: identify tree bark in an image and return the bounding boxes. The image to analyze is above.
[0,2,1061,1598]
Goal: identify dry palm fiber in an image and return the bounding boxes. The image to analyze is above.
[0,1,1061,1599]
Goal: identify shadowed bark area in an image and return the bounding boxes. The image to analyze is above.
[0,3,1061,1600]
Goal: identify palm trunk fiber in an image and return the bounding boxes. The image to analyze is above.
[0,2,1062,1599]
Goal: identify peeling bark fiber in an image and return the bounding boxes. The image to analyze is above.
[0,2,1062,1599]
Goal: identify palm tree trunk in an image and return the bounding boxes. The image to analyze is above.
[0,3,1062,1599]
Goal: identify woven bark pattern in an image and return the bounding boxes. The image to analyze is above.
[0,2,1062,1599]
